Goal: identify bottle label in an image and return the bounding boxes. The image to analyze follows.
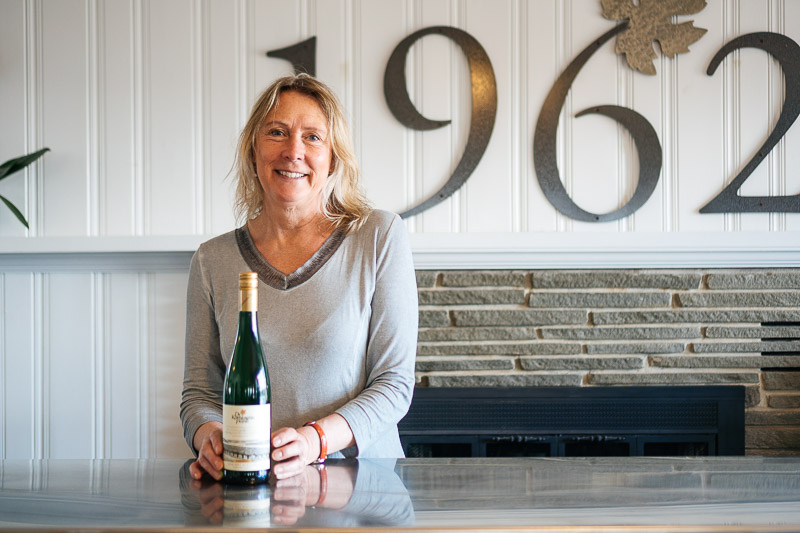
[223,485,271,525]
[222,404,271,472]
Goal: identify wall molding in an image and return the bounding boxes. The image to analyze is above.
[1,232,799,270]
[409,232,800,269]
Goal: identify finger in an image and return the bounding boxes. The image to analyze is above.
[197,454,222,480]
[207,482,223,497]
[271,444,289,462]
[200,496,224,519]
[272,456,305,480]
[198,483,223,504]
[271,506,299,526]
[210,431,223,456]
[272,436,308,463]
[190,457,220,481]
[208,495,224,517]
[271,507,302,525]
[274,474,305,489]
[199,442,224,475]
[273,485,305,503]
[189,460,204,480]
[272,457,303,480]
[201,439,223,465]
[272,501,306,517]
[271,427,298,449]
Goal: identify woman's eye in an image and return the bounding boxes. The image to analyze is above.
[268,129,285,137]
[308,134,321,141]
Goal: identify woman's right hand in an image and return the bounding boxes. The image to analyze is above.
[190,421,224,481]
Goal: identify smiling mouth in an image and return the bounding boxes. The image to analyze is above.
[276,170,308,178]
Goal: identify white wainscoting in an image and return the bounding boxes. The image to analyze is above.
[1,0,798,459]
[1,270,188,459]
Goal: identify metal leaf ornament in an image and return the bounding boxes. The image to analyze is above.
[602,0,708,75]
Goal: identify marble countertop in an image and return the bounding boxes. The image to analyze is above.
[1,456,799,531]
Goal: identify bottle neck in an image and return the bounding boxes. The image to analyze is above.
[237,308,259,337]
[238,287,259,338]
[239,287,257,313]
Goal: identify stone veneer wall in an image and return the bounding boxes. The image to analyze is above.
[414,269,800,455]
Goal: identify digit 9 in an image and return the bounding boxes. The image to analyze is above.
[383,26,498,218]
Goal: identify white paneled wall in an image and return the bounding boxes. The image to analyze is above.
[1,271,188,459]
[1,0,798,459]
[2,0,797,239]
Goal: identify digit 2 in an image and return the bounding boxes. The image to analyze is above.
[701,32,800,213]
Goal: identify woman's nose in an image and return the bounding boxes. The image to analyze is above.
[283,135,305,161]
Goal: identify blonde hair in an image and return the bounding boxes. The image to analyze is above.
[233,74,371,233]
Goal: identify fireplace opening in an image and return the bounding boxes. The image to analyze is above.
[563,437,629,457]
[398,386,744,458]
[486,438,551,458]
[643,439,710,456]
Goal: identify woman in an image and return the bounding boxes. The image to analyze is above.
[180,74,418,481]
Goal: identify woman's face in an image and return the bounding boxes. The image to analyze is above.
[254,90,333,213]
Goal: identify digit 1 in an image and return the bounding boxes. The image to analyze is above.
[267,37,317,76]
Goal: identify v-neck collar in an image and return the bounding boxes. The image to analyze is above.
[235,224,346,290]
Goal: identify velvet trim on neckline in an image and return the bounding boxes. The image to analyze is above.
[235,225,346,290]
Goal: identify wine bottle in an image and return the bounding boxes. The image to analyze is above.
[222,272,271,484]
[222,483,271,526]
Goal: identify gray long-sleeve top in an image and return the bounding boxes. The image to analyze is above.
[180,209,418,458]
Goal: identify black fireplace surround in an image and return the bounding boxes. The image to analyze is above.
[398,386,745,457]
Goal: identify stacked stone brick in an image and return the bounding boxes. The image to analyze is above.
[415,269,800,455]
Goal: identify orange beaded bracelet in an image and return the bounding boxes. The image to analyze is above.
[304,421,327,464]
[313,464,327,507]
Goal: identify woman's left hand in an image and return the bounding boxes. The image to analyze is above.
[270,466,321,524]
[270,426,319,480]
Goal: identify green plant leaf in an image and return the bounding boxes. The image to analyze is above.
[0,194,29,229]
[0,148,50,181]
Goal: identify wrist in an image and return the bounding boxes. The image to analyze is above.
[297,426,320,464]
[303,421,327,464]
